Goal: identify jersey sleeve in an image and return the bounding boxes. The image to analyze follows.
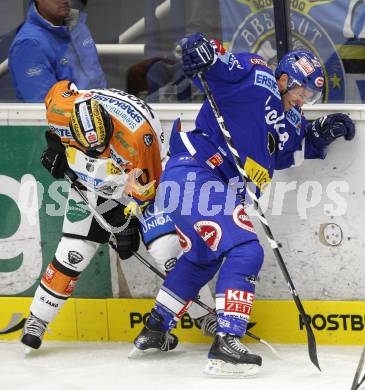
[275,110,324,170]
[190,42,256,102]
[9,40,59,102]
[45,80,79,142]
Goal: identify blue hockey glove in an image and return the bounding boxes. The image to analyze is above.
[179,32,215,77]
[306,113,355,156]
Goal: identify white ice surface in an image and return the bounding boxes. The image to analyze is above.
[0,341,363,390]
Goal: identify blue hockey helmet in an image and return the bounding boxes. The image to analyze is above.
[275,50,324,104]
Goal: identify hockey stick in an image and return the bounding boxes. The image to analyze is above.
[197,73,320,371]
[351,347,365,390]
[64,172,279,356]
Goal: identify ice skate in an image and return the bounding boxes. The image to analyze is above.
[20,313,48,351]
[129,309,178,358]
[196,312,217,337]
[204,332,262,378]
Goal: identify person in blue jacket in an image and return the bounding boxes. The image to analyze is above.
[9,0,106,102]
[129,33,356,377]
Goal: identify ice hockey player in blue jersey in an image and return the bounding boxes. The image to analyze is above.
[130,33,355,377]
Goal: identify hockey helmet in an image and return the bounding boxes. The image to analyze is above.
[70,98,113,155]
[275,50,324,104]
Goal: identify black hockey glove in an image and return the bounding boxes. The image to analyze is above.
[114,217,140,260]
[305,113,355,157]
[41,130,70,179]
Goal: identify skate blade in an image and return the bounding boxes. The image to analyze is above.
[128,346,161,359]
[204,359,260,378]
[23,346,34,357]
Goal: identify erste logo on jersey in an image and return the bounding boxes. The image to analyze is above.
[193,221,222,251]
[254,70,281,99]
[286,107,302,134]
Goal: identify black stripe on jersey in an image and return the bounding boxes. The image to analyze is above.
[52,258,80,277]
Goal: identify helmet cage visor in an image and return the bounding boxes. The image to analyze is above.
[286,76,322,104]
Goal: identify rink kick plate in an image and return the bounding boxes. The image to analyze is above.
[0,298,364,345]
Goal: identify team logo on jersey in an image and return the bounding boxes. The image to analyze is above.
[193,221,222,252]
[206,152,224,169]
[230,4,345,102]
[175,226,192,252]
[143,134,153,147]
[233,204,255,233]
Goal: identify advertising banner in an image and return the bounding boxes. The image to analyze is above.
[0,126,112,298]
[220,0,365,103]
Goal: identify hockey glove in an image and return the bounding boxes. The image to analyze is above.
[114,217,140,260]
[179,32,215,77]
[306,113,355,157]
[41,130,69,179]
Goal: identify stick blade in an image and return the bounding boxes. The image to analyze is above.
[351,347,365,390]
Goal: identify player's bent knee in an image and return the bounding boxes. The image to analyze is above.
[226,240,264,277]
[55,236,99,272]
[148,234,182,272]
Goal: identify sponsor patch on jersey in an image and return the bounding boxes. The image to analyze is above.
[164,257,177,272]
[68,251,84,265]
[49,124,73,138]
[25,66,42,77]
[295,56,315,76]
[175,226,192,252]
[205,152,224,169]
[233,204,255,233]
[250,58,269,67]
[143,134,153,147]
[93,94,143,131]
[193,221,222,252]
[224,289,255,319]
[43,264,55,284]
[243,156,271,192]
[66,199,91,223]
[254,70,280,99]
[64,278,78,295]
[286,107,302,134]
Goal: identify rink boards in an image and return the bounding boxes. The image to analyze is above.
[0,298,364,345]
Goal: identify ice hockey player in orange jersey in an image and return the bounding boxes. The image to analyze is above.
[20,80,216,351]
